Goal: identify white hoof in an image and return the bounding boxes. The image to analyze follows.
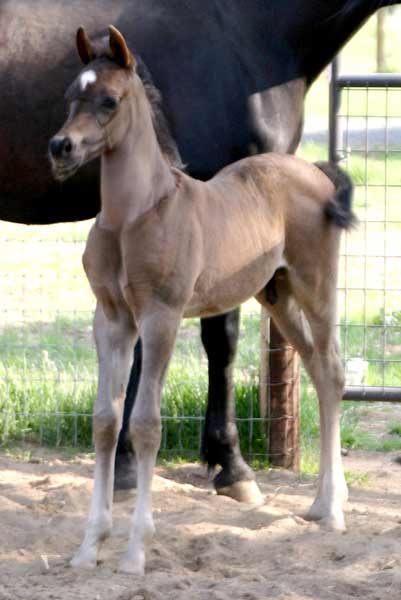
[305,502,346,531]
[70,548,98,569]
[119,551,145,576]
[217,480,264,505]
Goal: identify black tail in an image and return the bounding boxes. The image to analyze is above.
[314,161,357,230]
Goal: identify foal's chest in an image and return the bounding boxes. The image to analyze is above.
[82,215,186,318]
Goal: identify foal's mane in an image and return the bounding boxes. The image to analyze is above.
[135,56,184,170]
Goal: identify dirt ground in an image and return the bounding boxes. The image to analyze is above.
[1,448,401,600]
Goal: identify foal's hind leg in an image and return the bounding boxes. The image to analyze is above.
[257,268,347,530]
[120,305,181,575]
[300,315,347,530]
[72,301,137,568]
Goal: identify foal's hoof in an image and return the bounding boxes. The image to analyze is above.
[114,452,137,491]
[304,506,346,531]
[119,552,145,576]
[217,480,264,505]
[70,550,97,570]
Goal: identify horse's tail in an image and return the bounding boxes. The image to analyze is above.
[314,161,357,230]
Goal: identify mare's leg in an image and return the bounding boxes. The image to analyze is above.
[120,305,181,575]
[201,310,263,504]
[114,339,142,490]
[257,268,347,530]
[72,302,137,568]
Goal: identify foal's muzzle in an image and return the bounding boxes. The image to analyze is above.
[48,134,82,182]
[49,136,73,160]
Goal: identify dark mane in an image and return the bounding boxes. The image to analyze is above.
[136,56,184,171]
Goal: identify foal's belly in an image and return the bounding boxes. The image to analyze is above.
[184,243,284,318]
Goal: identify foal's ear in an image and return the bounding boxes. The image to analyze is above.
[108,25,136,69]
[76,27,95,64]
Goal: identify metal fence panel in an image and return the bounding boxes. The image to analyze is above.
[331,69,401,401]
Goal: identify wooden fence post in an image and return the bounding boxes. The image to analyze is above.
[260,309,300,470]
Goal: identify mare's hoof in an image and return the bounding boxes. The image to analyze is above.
[114,452,137,491]
[216,480,264,505]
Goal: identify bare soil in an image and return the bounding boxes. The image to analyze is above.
[1,448,401,600]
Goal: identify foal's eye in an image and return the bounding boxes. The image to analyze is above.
[101,96,119,110]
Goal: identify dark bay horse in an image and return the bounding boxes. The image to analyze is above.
[1,0,398,500]
[49,26,354,572]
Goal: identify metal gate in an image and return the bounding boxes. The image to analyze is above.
[329,60,401,402]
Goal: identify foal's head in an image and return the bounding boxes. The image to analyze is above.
[49,26,142,181]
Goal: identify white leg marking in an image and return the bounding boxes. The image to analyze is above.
[72,302,136,568]
[119,455,157,575]
[119,308,181,575]
[305,343,348,530]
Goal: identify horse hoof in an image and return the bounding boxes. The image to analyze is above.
[216,480,264,505]
[119,553,145,576]
[114,453,137,491]
[304,507,346,531]
[70,552,97,570]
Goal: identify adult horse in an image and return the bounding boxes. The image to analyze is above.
[1,0,398,500]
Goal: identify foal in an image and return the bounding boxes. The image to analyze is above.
[49,26,354,575]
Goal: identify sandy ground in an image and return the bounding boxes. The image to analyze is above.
[1,449,401,600]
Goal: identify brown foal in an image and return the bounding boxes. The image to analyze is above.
[49,26,355,575]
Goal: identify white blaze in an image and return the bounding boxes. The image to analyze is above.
[80,70,97,91]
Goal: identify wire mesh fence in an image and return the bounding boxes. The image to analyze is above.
[1,76,401,459]
[334,80,401,399]
[0,222,263,456]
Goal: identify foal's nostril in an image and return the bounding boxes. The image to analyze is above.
[49,137,73,159]
[64,139,72,155]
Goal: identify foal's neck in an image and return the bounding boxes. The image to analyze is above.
[99,81,176,232]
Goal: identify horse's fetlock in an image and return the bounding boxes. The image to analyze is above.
[208,421,238,448]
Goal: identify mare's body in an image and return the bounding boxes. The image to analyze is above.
[2,0,398,496]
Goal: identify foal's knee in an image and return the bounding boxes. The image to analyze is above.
[93,408,121,451]
[130,413,162,456]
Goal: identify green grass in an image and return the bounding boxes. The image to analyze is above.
[0,310,262,453]
[390,423,401,436]
[1,304,400,460]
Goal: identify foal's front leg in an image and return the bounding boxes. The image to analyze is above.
[72,302,137,568]
[119,306,181,575]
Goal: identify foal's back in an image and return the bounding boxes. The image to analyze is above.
[197,152,336,261]
[163,153,337,317]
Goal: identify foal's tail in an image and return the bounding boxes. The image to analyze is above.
[314,161,357,230]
